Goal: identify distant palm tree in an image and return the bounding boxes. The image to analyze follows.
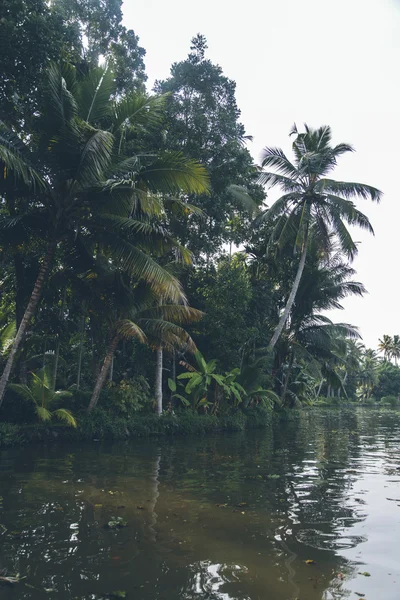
[258,124,381,351]
[378,334,393,361]
[358,349,380,401]
[391,335,400,366]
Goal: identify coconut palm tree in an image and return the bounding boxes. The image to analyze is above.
[0,63,209,405]
[9,367,76,427]
[274,241,364,404]
[358,348,380,401]
[88,300,202,413]
[258,124,381,351]
[378,334,393,362]
[391,335,400,366]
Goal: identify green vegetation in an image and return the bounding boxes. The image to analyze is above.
[0,5,391,443]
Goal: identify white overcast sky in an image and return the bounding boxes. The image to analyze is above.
[123,0,400,349]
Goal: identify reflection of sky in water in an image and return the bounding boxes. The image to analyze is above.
[1,408,400,599]
[192,562,250,600]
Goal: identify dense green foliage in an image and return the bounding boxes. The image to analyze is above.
[0,6,389,439]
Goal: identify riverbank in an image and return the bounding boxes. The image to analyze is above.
[0,406,276,448]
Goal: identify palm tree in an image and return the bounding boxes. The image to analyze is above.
[358,348,380,401]
[9,367,76,427]
[378,334,393,361]
[86,275,203,413]
[258,124,381,351]
[274,242,364,404]
[391,335,400,366]
[0,63,209,405]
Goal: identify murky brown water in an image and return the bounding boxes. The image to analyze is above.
[1,408,400,599]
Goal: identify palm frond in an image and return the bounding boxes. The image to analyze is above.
[109,238,186,302]
[76,129,114,188]
[112,93,167,132]
[227,184,259,215]
[317,179,382,202]
[324,195,374,233]
[77,66,115,124]
[117,320,147,343]
[36,406,52,423]
[140,319,197,352]
[53,408,77,428]
[139,152,210,195]
[46,62,78,128]
[8,383,35,403]
[0,122,45,189]
[138,305,203,324]
[260,147,298,178]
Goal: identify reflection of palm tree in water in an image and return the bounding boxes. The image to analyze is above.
[147,450,161,543]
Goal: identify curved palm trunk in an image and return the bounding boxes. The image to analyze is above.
[0,241,57,406]
[268,237,309,352]
[87,334,120,413]
[155,347,163,415]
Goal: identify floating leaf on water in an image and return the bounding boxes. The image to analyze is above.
[305,559,316,565]
[106,517,128,529]
[359,572,371,577]
[106,592,127,599]
[94,504,103,508]
[237,502,247,507]
[267,474,281,480]
[215,503,228,508]
[0,574,25,585]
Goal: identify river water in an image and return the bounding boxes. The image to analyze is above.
[0,408,399,599]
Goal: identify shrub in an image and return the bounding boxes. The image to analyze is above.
[380,395,399,407]
[245,406,272,429]
[0,423,25,446]
[108,376,152,414]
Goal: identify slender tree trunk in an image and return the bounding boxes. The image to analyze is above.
[155,347,163,415]
[53,340,60,387]
[53,288,67,390]
[281,352,294,405]
[109,356,114,383]
[76,316,86,390]
[171,350,176,384]
[42,339,47,369]
[268,234,309,352]
[87,335,119,413]
[0,240,57,405]
[316,379,324,399]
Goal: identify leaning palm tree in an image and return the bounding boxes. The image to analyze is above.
[0,63,209,405]
[88,295,202,413]
[275,240,364,403]
[258,124,381,351]
[378,334,393,362]
[9,367,76,427]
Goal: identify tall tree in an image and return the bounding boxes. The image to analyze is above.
[0,63,209,405]
[378,334,393,361]
[155,34,265,259]
[258,124,381,351]
[0,0,146,127]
